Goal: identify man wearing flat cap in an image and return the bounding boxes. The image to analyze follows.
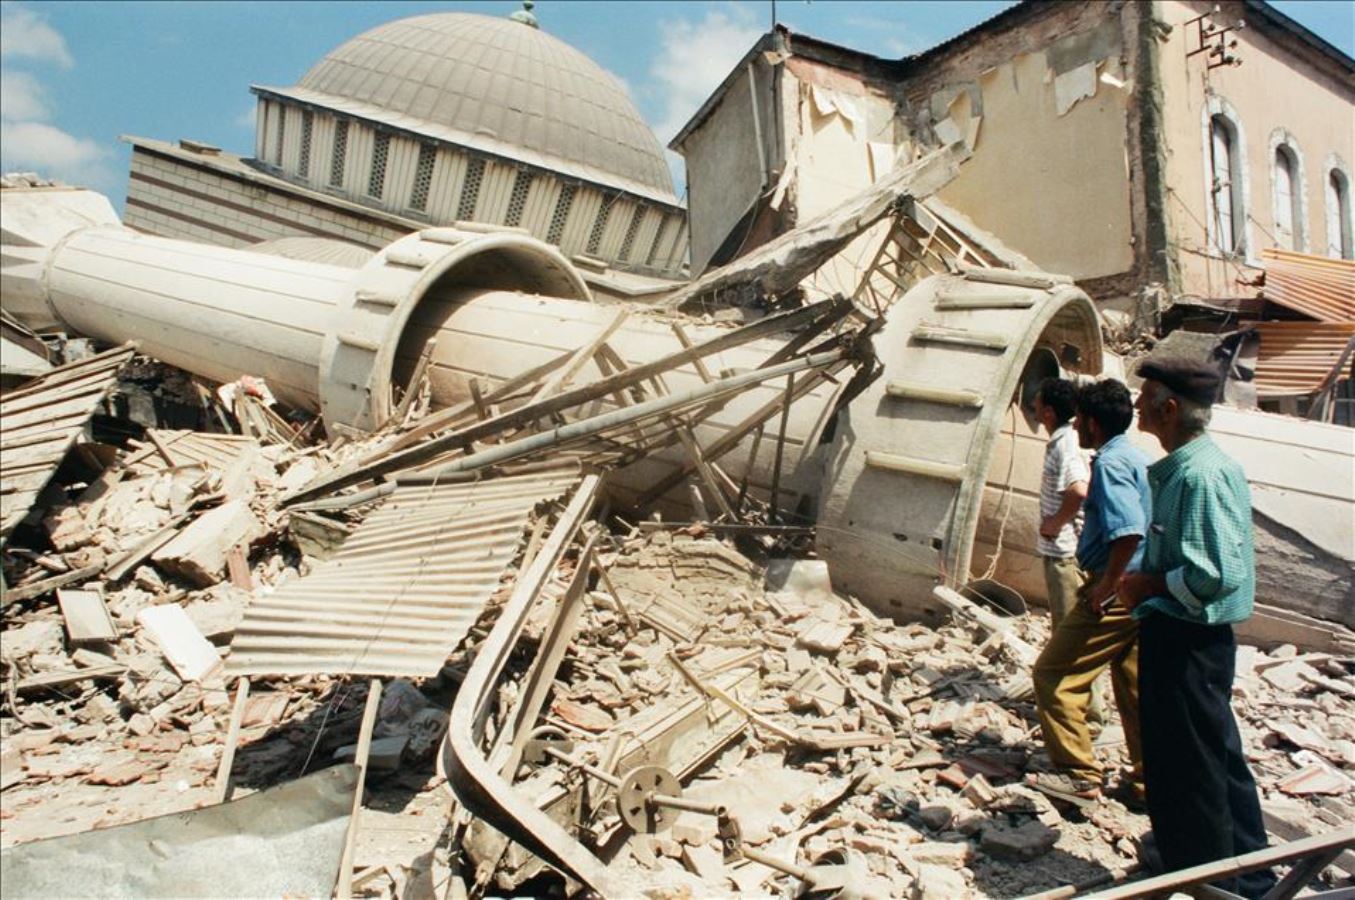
[1119,356,1275,898]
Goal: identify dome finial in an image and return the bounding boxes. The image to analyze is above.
[509,1,538,29]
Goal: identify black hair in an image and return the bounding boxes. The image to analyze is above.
[1036,377,1078,424]
[1076,379,1134,438]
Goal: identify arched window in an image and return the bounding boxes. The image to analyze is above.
[1327,164,1353,260]
[1273,146,1298,250]
[1209,114,1245,254]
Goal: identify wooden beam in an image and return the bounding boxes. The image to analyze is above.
[214,677,251,804]
[336,679,383,900]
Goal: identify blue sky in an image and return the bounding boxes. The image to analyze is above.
[1,0,1351,205]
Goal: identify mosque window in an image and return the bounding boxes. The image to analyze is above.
[587,195,616,255]
[618,204,645,261]
[330,120,349,188]
[457,157,486,220]
[409,142,436,211]
[298,111,314,181]
[505,170,534,227]
[368,132,391,199]
[547,183,576,245]
[273,106,286,166]
[646,214,670,267]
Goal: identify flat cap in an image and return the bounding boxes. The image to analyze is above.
[1136,357,1221,406]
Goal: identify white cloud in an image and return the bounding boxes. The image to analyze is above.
[0,3,73,68]
[0,8,116,194]
[235,105,257,129]
[650,7,762,190]
[0,68,48,120]
[0,119,116,190]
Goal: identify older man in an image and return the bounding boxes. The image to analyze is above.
[1119,359,1275,898]
[1031,379,1148,805]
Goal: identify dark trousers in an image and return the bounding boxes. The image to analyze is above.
[1139,613,1276,899]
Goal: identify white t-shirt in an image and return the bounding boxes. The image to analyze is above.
[1038,422,1091,558]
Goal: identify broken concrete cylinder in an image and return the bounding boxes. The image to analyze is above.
[1,188,590,427]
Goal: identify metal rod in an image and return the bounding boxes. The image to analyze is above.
[422,351,844,481]
[543,745,622,789]
[649,793,726,817]
[768,374,794,523]
[741,845,812,881]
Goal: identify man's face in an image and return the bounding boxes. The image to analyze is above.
[1135,380,1166,439]
[1034,394,1054,434]
[1073,409,1096,449]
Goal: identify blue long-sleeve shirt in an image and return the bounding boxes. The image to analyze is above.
[1076,433,1151,575]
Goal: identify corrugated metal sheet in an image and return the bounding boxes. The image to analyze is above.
[1253,321,1355,397]
[0,343,136,538]
[125,430,260,477]
[1261,247,1355,323]
[226,468,580,678]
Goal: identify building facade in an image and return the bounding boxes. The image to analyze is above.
[672,1,1353,309]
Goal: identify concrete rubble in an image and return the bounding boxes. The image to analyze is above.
[1,345,1352,897]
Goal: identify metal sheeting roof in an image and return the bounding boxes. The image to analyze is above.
[283,12,676,203]
[1,344,135,538]
[1252,321,1355,397]
[1261,247,1355,323]
[226,468,580,678]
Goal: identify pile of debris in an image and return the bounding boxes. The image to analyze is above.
[2,326,1352,899]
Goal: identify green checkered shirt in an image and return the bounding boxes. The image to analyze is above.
[1134,434,1255,625]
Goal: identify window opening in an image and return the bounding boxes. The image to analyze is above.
[618,205,646,261]
[1329,169,1353,259]
[587,195,616,256]
[505,170,534,227]
[409,143,436,211]
[646,214,671,267]
[368,132,390,199]
[298,111,314,181]
[457,157,486,220]
[273,106,286,166]
[1268,144,1300,249]
[1209,114,1243,254]
[547,183,577,245]
[330,119,349,187]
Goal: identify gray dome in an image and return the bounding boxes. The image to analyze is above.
[295,12,676,203]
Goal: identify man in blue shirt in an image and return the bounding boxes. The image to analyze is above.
[1031,379,1151,805]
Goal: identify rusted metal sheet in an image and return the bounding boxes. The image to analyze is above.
[1261,247,1355,324]
[1252,321,1355,397]
[0,343,136,538]
[225,467,580,678]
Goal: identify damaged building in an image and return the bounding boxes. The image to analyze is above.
[1,1,1353,898]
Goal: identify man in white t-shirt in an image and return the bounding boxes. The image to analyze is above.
[1034,378,1103,726]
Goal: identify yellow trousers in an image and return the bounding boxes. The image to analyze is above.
[1042,556,1106,726]
[1033,598,1143,788]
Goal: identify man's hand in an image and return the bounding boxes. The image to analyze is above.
[1117,572,1165,612]
[1039,516,1061,540]
[1081,576,1117,616]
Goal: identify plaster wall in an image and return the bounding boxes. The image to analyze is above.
[917,10,1138,282]
[1155,0,1355,299]
[679,59,779,274]
[784,59,909,300]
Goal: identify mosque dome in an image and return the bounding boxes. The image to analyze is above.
[293,11,676,203]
